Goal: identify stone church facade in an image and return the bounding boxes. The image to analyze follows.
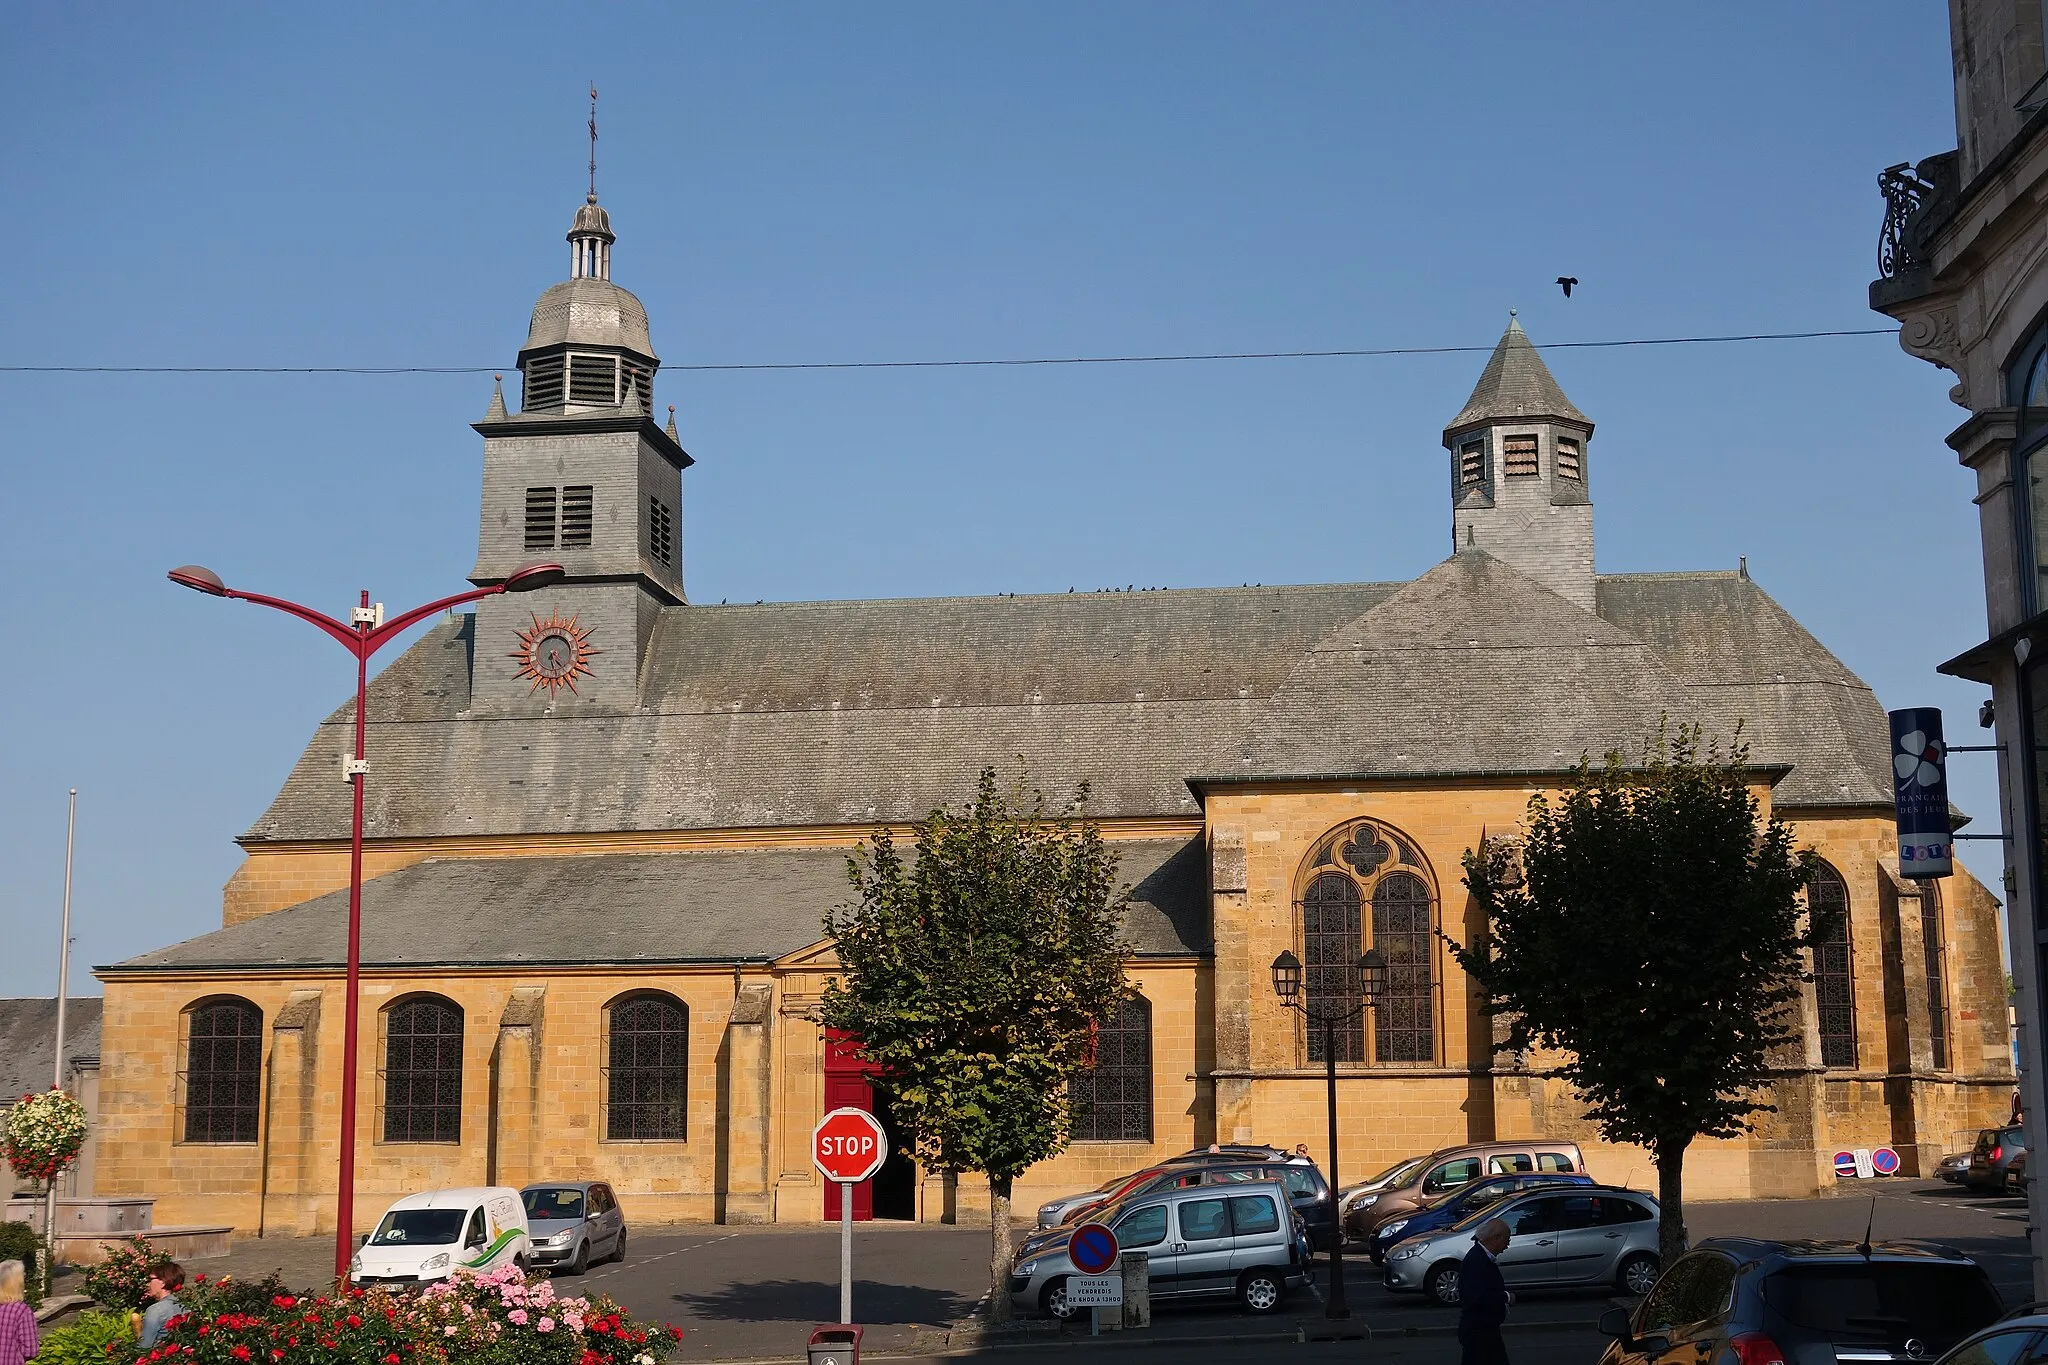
[97,192,2013,1236]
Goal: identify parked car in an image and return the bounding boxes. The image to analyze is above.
[1337,1154,1429,1225]
[1964,1125,2029,1193]
[1366,1171,1595,1263]
[1383,1186,1657,1306]
[1159,1144,1299,1166]
[1935,1150,1973,1183]
[1029,1158,1336,1251]
[351,1187,531,1286]
[1597,1238,2003,1365]
[521,1181,629,1275]
[1347,1140,1589,1242]
[1037,1169,1166,1229]
[1926,1303,2048,1365]
[1009,1178,1309,1319]
[2010,1149,2029,1191]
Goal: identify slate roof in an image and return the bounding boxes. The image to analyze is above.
[234,558,1892,852]
[104,838,1209,974]
[1446,317,1591,432]
[0,998,103,1102]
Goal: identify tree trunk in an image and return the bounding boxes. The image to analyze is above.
[987,1173,1015,1324]
[1654,1138,1690,1268]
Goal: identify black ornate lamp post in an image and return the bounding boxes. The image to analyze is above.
[1271,945,1389,1320]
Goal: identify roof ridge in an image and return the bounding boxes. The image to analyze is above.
[681,580,1408,611]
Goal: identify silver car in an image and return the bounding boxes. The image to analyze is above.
[1383,1186,1661,1306]
[520,1181,628,1275]
[1010,1179,1310,1319]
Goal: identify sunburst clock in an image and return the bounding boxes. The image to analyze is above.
[511,611,601,696]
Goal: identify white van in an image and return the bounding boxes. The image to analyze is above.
[350,1187,531,1285]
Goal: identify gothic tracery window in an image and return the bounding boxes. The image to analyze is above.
[1299,821,1438,1065]
[1072,992,1153,1141]
[1808,863,1856,1070]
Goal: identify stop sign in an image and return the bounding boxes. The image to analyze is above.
[812,1106,888,1182]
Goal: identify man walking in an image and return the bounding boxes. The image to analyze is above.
[1458,1218,1513,1365]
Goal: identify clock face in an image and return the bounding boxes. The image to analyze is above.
[511,612,600,696]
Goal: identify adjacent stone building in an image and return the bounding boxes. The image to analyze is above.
[94,188,2013,1237]
[1866,0,2048,1296]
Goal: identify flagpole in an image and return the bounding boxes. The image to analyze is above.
[44,788,77,1292]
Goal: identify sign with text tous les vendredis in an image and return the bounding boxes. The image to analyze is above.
[1889,707,1953,878]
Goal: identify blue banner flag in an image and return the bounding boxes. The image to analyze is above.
[1889,707,1953,878]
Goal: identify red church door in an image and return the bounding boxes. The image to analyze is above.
[823,1030,876,1221]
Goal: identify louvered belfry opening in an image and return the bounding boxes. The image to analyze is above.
[560,486,594,546]
[569,353,621,406]
[525,487,559,549]
[521,354,566,411]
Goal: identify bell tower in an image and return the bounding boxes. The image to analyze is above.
[467,183,692,716]
[1442,313,1596,610]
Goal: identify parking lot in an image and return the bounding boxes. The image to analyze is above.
[150,1179,2030,1362]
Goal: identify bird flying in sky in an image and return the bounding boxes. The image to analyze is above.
[1556,276,1578,298]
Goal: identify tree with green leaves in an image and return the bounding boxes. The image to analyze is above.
[822,767,1129,1322]
[1446,725,1826,1266]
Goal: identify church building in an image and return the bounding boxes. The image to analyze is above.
[95,189,2014,1235]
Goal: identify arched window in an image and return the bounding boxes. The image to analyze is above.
[2007,312,2048,612]
[383,996,464,1143]
[1372,872,1435,1064]
[1072,993,1153,1141]
[182,997,263,1143]
[1808,864,1855,1069]
[1303,871,1365,1062]
[606,993,688,1141]
[1921,882,1950,1072]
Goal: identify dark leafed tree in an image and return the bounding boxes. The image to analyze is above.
[1445,725,1826,1266]
[822,767,1129,1322]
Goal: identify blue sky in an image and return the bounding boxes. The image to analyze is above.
[0,3,1988,996]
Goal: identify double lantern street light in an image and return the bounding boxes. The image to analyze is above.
[168,560,566,1282]
[1271,945,1388,1321]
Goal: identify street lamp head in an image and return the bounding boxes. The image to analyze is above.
[504,561,566,593]
[1271,950,1303,1003]
[1359,947,1389,1002]
[167,565,229,597]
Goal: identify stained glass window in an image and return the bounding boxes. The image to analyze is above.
[384,996,464,1143]
[1372,871,1435,1064]
[1304,871,1365,1062]
[1072,993,1152,1141]
[182,998,262,1143]
[607,993,688,1141]
[1809,865,1855,1069]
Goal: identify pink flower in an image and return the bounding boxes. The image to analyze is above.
[538,1317,556,1333]
[508,1309,528,1325]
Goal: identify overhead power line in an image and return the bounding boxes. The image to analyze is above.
[0,327,1901,376]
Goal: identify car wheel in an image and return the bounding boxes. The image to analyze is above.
[610,1229,627,1264]
[1238,1269,1285,1314]
[567,1240,589,1276]
[1426,1262,1462,1307]
[1617,1252,1660,1296]
[1041,1277,1076,1321]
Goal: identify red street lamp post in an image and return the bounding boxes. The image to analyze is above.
[168,560,564,1281]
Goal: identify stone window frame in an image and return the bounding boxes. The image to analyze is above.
[601,989,690,1144]
[1806,861,1857,1070]
[2007,308,2048,615]
[1290,818,1444,1068]
[175,994,265,1146]
[1555,436,1584,482]
[377,993,466,1146]
[1502,432,1541,477]
[1070,990,1154,1143]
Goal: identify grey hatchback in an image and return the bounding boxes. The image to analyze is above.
[1384,1187,1661,1305]
[1598,1238,2003,1365]
[521,1181,628,1276]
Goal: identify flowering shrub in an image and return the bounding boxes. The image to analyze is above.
[83,1235,159,1313]
[122,1264,681,1365]
[3,1088,89,1184]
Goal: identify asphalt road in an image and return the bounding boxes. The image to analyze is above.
[174,1179,2032,1363]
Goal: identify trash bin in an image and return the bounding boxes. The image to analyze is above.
[807,1325,862,1365]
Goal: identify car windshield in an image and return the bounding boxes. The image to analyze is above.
[1761,1264,2002,1350]
[369,1209,466,1246]
[522,1188,586,1221]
